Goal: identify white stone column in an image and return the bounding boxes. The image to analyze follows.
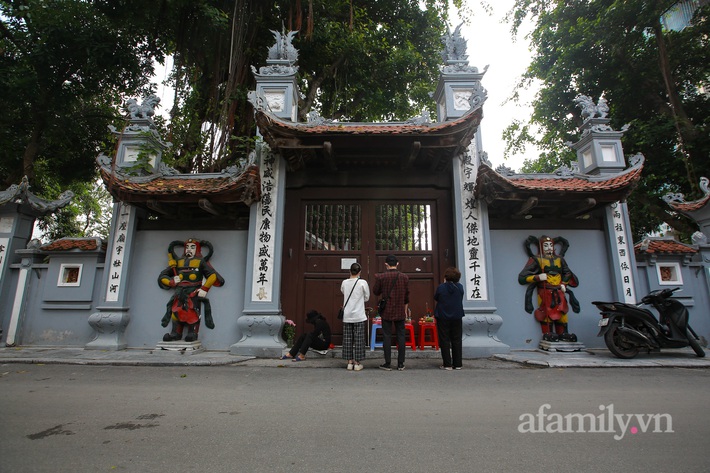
[86,202,139,350]
[231,144,287,357]
[452,136,510,357]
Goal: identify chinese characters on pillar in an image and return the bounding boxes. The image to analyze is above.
[460,152,488,301]
[0,237,8,283]
[251,150,279,302]
[610,202,636,303]
[105,203,132,302]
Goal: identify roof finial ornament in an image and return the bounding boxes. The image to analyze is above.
[267,25,299,64]
[251,25,300,77]
[125,95,161,121]
[442,23,468,63]
[440,23,484,75]
[0,176,74,214]
[574,94,609,120]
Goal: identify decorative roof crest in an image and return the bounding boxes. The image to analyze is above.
[554,162,579,177]
[252,27,299,77]
[96,154,178,182]
[126,94,161,121]
[495,163,516,176]
[572,94,632,138]
[306,110,334,126]
[692,231,707,245]
[479,150,491,167]
[0,176,74,214]
[663,177,710,204]
[405,109,432,125]
[574,94,609,120]
[441,23,486,75]
[114,95,172,150]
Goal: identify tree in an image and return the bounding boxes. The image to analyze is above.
[34,178,113,242]
[146,0,458,173]
[505,0,710,241]
[2,0,470,240]
[0,0,160,190]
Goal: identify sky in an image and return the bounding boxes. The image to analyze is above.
[153,0,539,172]
[454,0,540,171]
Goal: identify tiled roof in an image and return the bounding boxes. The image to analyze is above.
[98,164,261,212]
[256,109,481,136]
[477,158,644,220]
[634,238,697,254]
[478,162,643,193]
[667,193,710,213]
[664,177,710,213]
[0,176,74,217]
[40,237,106,252]
[254,107,483,172]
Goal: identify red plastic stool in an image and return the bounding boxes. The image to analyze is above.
[418,322,439,350]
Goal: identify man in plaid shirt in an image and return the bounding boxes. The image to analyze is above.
[373,255,410,371]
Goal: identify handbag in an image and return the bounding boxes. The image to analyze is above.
[377,273,399,316]
[338,277,360,320]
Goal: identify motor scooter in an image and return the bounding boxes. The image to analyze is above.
[592,287,705,359]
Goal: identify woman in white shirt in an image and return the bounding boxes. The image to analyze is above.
[340,262,370,371]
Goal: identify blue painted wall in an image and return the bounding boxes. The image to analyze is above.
[491,228,613,350]
[122,230,249,350]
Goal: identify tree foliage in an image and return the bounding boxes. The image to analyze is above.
[2,0,470,239]
[505,0,710,241]
[36,179,113,241]
[0,0,160,190]
[141,0,456,173]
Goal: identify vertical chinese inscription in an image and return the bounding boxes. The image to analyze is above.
[610,202,636,303]
[460,152,488,301]
[105,203,132,302]
[251,150,279,302]
[0,237,9,285]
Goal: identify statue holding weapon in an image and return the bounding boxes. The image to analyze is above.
[157,239,224,342]
[518,235,580,342]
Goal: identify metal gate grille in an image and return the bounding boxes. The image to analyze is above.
[304,204,361,251]
[375,204,432,251]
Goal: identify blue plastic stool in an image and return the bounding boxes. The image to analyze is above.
[370,323,383,351]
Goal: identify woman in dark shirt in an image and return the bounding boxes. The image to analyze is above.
[434,267,465,370]
[282,310,331,361]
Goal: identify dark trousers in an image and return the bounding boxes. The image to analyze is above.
[289,332,329,357]
[437,318,463,368]
[382,319,406,367]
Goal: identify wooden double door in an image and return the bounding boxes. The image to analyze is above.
[281,187,455,344]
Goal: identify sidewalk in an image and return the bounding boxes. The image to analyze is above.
[0,345,708,368]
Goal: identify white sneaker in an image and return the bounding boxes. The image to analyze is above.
[347,363,354,370]
[353,363,364,371]
[313,349,328,355]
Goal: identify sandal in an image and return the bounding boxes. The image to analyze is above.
[292,355,306,362]
[280,355,292,360]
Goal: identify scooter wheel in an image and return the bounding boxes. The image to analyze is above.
[687,328,705,358]
[604,323,639,359]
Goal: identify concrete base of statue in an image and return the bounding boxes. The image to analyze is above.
[538,340,586,352]
[156,340,204,353]
[230,314,285,358]
[461,311,511,358]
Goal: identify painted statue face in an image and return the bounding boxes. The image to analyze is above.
[542,240,554,257]
[184,242,197,258]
